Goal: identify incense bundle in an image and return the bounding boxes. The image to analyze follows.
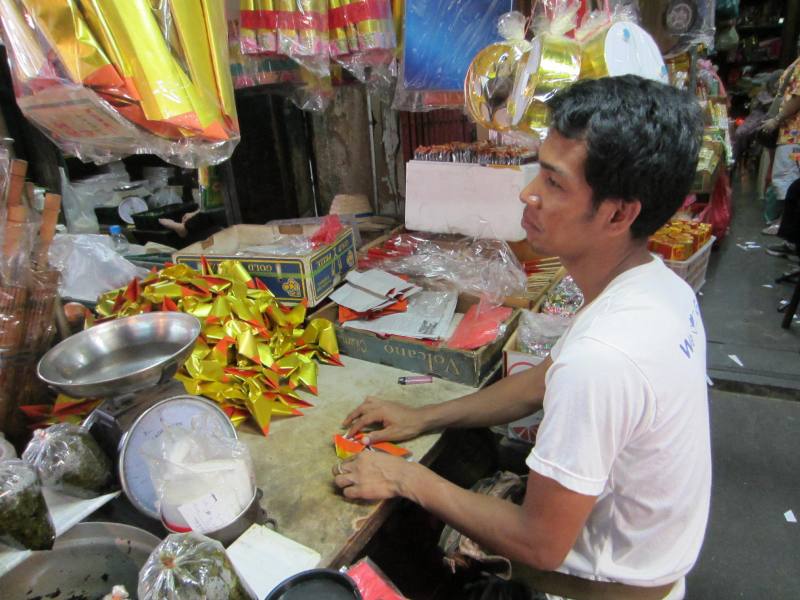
[414,142,537,166]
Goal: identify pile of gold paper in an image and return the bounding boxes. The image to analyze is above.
[0,0,239,167]
[95,259,341,436]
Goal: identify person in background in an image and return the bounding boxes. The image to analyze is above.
[761,45,800,235]
[334,76,708,600]
[765,177,800,262]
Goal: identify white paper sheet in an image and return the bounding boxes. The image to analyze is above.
[343,291,458,340]
[227,524,321,599]
[0,489,120,577]
[331,269,422,313]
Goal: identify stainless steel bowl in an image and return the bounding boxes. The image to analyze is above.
[37,312,201,398]
[0,521,159,599]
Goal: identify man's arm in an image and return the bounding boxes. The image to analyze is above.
[344,357,551,443]
[422,357,551,430]
[335,452,595,571]
[764,94,800,130]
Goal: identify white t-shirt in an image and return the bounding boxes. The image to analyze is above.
[526,257,711,588]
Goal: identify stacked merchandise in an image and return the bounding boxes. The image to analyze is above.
[0,158,62,440]
[413,142,536,166]
[236,0,397,107]
[463,3,668,140]
[649,220,713,262]
[0,0,239,166]
[648,219,715,292]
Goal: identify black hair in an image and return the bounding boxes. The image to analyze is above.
[546,75,703,239]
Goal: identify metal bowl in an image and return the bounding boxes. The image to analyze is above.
[37,312,201,398]
[0,521,159,599]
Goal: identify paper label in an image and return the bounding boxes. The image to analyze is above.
[178,491,241,533]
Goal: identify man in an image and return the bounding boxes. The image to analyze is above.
[761,46,800,237]
[334,76,710,600]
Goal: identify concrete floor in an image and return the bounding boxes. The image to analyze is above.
[687,172,800,598]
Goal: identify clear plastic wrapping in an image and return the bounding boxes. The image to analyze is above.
[393,0,511,112]
[138,532,252,600]
[540,275,583,317]
[0,458,56,550]
[0,0,240,167]
[48,233,149,302]
[330,0,397,91]
[22,423,113,498]
[636,0,715,58]
[142,425,255,534]
[464,12,530,132]
[517,310,570,358]
[363,234,527,305]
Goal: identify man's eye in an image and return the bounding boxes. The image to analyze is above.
[546,176,562,190]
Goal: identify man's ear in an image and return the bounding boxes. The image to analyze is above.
[601,198,642,235]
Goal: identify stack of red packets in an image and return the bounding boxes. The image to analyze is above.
[330,269,421,324]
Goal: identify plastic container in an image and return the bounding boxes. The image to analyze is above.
[109,225,130,254]
[663,236,715,293]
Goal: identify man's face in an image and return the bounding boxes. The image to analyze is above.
[519,130,600,259]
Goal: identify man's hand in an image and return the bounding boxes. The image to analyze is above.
[332,451,418,501]
[342,396,427,444]
[762,116,780,132]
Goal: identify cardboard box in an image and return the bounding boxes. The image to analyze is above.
[173,224,357,306]
[312,301,520,388]
[405,161,539,241]
[502,330,545,444]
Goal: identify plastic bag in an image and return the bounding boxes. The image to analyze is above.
[447,301,513,350]
[0,433,16,461]
[393,0,510,112]
[330,0,397,94]
[636,0,715,58]
[22,423,112,498]
[347,557,408,600]
[240,0,330,81]
[138,532,253,600]
[507,4,581,139]
[59,168,99,234]
[540,275,583,317]
[48,233,149,302]
[465,12,531,133]
[0,458,56,550]
[0,0,239,167]
[367,234,527,305]
[708,169,732,242]
[143,426,255,534]
[517,311,570,358]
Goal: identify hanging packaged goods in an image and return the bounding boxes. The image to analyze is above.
[0,0,240,166]
[462,2,669,137]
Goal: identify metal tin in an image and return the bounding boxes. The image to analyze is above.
[118,395,238,519]
[163,488,272,547]
[37,312,200,398]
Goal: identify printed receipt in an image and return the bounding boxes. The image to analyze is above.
[178,491,241,533]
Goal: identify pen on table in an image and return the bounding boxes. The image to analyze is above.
[398,375,433,385]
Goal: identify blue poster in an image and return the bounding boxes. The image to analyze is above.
[403,0,511,91]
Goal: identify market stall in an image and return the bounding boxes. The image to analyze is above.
[0,1,731,598]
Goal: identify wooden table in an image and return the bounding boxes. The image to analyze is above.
[238,355,476,568]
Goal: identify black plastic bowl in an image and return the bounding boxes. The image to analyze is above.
[265,569,362,600]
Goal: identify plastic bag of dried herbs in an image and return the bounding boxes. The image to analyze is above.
[0,459,55,550]
[138,532,253,600]
[22,423,112,497]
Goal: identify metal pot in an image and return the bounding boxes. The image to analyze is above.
[0,521,159,599]
[37,312,200,398]
[162,488,272,547]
